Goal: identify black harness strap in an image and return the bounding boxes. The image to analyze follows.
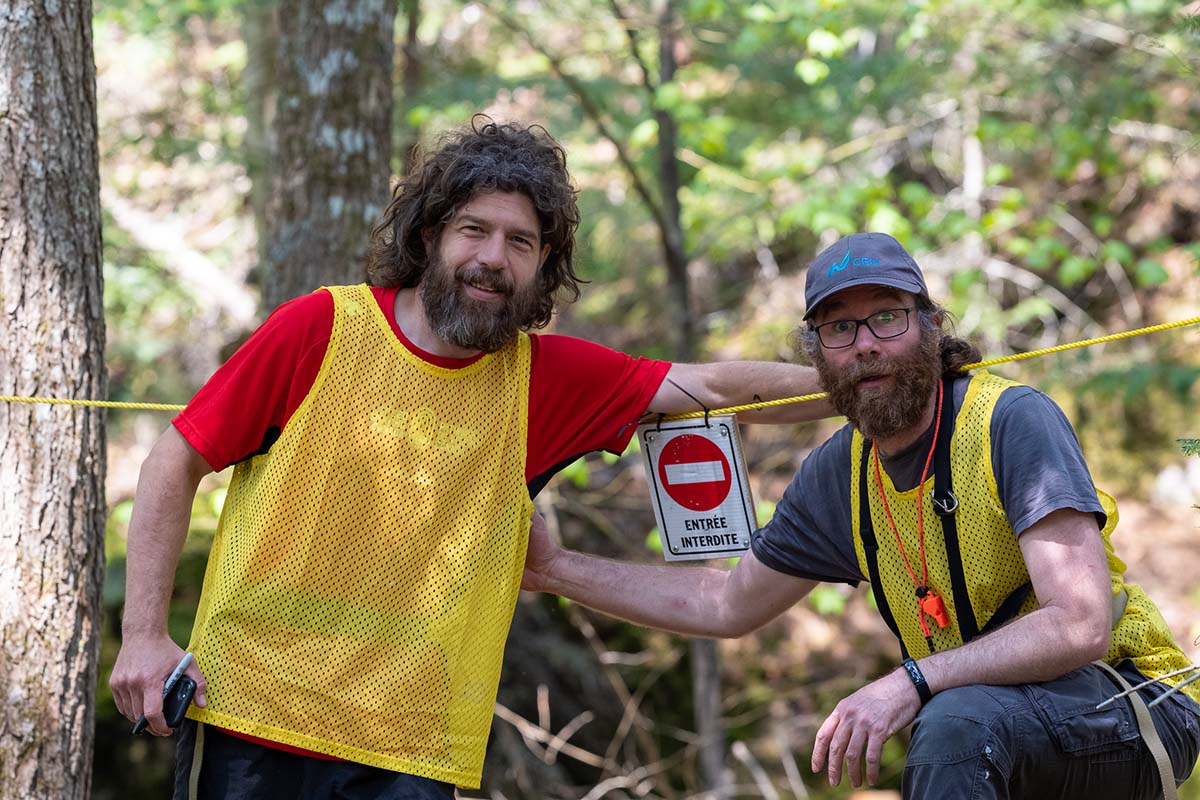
[859,439,909,660]
[933,375,980,643]
[864,376,1035,654]
[980,581,1033,636]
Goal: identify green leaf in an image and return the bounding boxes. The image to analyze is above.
[795,58,830,85]
[950,268,982,293]
[808,586,847,615]
[1008,296,1055,325]
[207,486,227,517]
[984,163,1012,185]
[629,118,659,149]
[645,528,663,554]
[558,458,591,489]
[1057,255,1096,286]
[1102,240,1134,267]
[655,81,685,112]
[866,202,909,237]
[1134,258,1168,287]
[756,500,777,521]
[806,29,843,58]
[1003,236,1033,258]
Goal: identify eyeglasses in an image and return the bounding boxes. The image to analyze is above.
[813,308,914,349]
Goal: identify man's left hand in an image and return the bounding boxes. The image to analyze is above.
[811,667,921,788]
[521,512,560,593]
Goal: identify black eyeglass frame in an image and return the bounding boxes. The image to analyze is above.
[812,307,915,349]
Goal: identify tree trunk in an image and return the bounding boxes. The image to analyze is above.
[259,0,399,311]
[653,1,727,792]
[397,0,423,175]
[655,0,695,362]
[0,2,107,798]
[242,0,277,275]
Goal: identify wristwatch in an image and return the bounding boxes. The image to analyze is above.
[902,657,934,705]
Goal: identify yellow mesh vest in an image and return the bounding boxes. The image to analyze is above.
[186,284,533,787]
[851,370,1198,702]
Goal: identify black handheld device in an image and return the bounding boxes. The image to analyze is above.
[131,676,197,735]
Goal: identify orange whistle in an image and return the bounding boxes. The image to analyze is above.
[918,589,950,628]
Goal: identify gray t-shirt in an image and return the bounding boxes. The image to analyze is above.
[750,376,1106,585]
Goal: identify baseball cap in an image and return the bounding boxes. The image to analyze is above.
[802,232,929,320]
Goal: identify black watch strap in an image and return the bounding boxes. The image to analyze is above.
[902,657,934,705]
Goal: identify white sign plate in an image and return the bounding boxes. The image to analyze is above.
[638,414,757,561]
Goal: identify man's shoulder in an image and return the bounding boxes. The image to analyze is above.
[529,332,669,381]
[803,424,856,474]
[529,332,631,360]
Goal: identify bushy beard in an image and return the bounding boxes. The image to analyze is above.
[420,250,541,354]
[813,328,942,441]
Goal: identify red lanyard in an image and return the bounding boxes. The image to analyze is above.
[871,380,950,648]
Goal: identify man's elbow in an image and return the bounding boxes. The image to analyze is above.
[1061,600,1112,664]
[709,608,767,639]
[1076,623,1111,663]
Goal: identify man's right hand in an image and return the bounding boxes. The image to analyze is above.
[110,635,208,737]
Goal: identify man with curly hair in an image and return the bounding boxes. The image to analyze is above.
[110,118,831,798]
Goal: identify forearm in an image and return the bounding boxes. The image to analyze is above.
[122,427,209,637]
[536,543,816,639]
[652,361,832,422]
[544,549,739,637]
[715,362,832,423]
[919,602,1111,694]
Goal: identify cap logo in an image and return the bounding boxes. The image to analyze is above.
[827,246,851,276]
[826,246,880,276]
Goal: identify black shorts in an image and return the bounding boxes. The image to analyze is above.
[173,720,457,800]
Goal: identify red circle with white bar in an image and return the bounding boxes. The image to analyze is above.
[657,434,732,512]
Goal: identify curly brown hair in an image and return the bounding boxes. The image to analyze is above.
[366,116,582,329]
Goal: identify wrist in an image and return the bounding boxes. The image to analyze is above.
[121,613,170,640]
[901,657,934,706]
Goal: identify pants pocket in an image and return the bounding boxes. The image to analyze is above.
[1020,665,1140,760]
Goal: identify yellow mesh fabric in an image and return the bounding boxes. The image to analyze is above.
[186,284,533,787]
[851,371,1197,702]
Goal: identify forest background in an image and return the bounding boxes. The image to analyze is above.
[3,0,1200,797]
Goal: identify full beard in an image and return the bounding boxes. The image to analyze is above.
[813,328,942,441]
[420,253,540,354]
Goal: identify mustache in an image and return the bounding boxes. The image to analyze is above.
[839,359,894,386]
[457,267,513,296]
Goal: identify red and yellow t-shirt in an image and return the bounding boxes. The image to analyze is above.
[175,285,670,786]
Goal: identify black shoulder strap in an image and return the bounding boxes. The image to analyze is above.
[859,438,909,661]
[980,581,1033,636]
[933,376,980,643]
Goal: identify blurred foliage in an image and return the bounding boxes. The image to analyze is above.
[92,0,1200,797]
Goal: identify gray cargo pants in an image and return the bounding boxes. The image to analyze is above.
[902,661,1200,799]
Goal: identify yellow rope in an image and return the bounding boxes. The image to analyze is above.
[0,396,185,411]
[2,315,1197,418]
[661,314,1200,421]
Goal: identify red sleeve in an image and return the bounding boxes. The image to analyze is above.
[172,290,336,471]
[525,334,671,482]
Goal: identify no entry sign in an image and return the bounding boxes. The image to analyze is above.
[638,414,756,562]
[657,434,731,511]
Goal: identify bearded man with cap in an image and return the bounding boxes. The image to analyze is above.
[523,232,1200,799]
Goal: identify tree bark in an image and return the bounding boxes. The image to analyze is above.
[655,0,695,362]
[397,0,423,175]
[242,0,277,275]
[259,0,399,311]
[0,2,107,798]
[655,0,727,791]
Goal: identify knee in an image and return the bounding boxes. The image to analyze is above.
[907,686,1012,766]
